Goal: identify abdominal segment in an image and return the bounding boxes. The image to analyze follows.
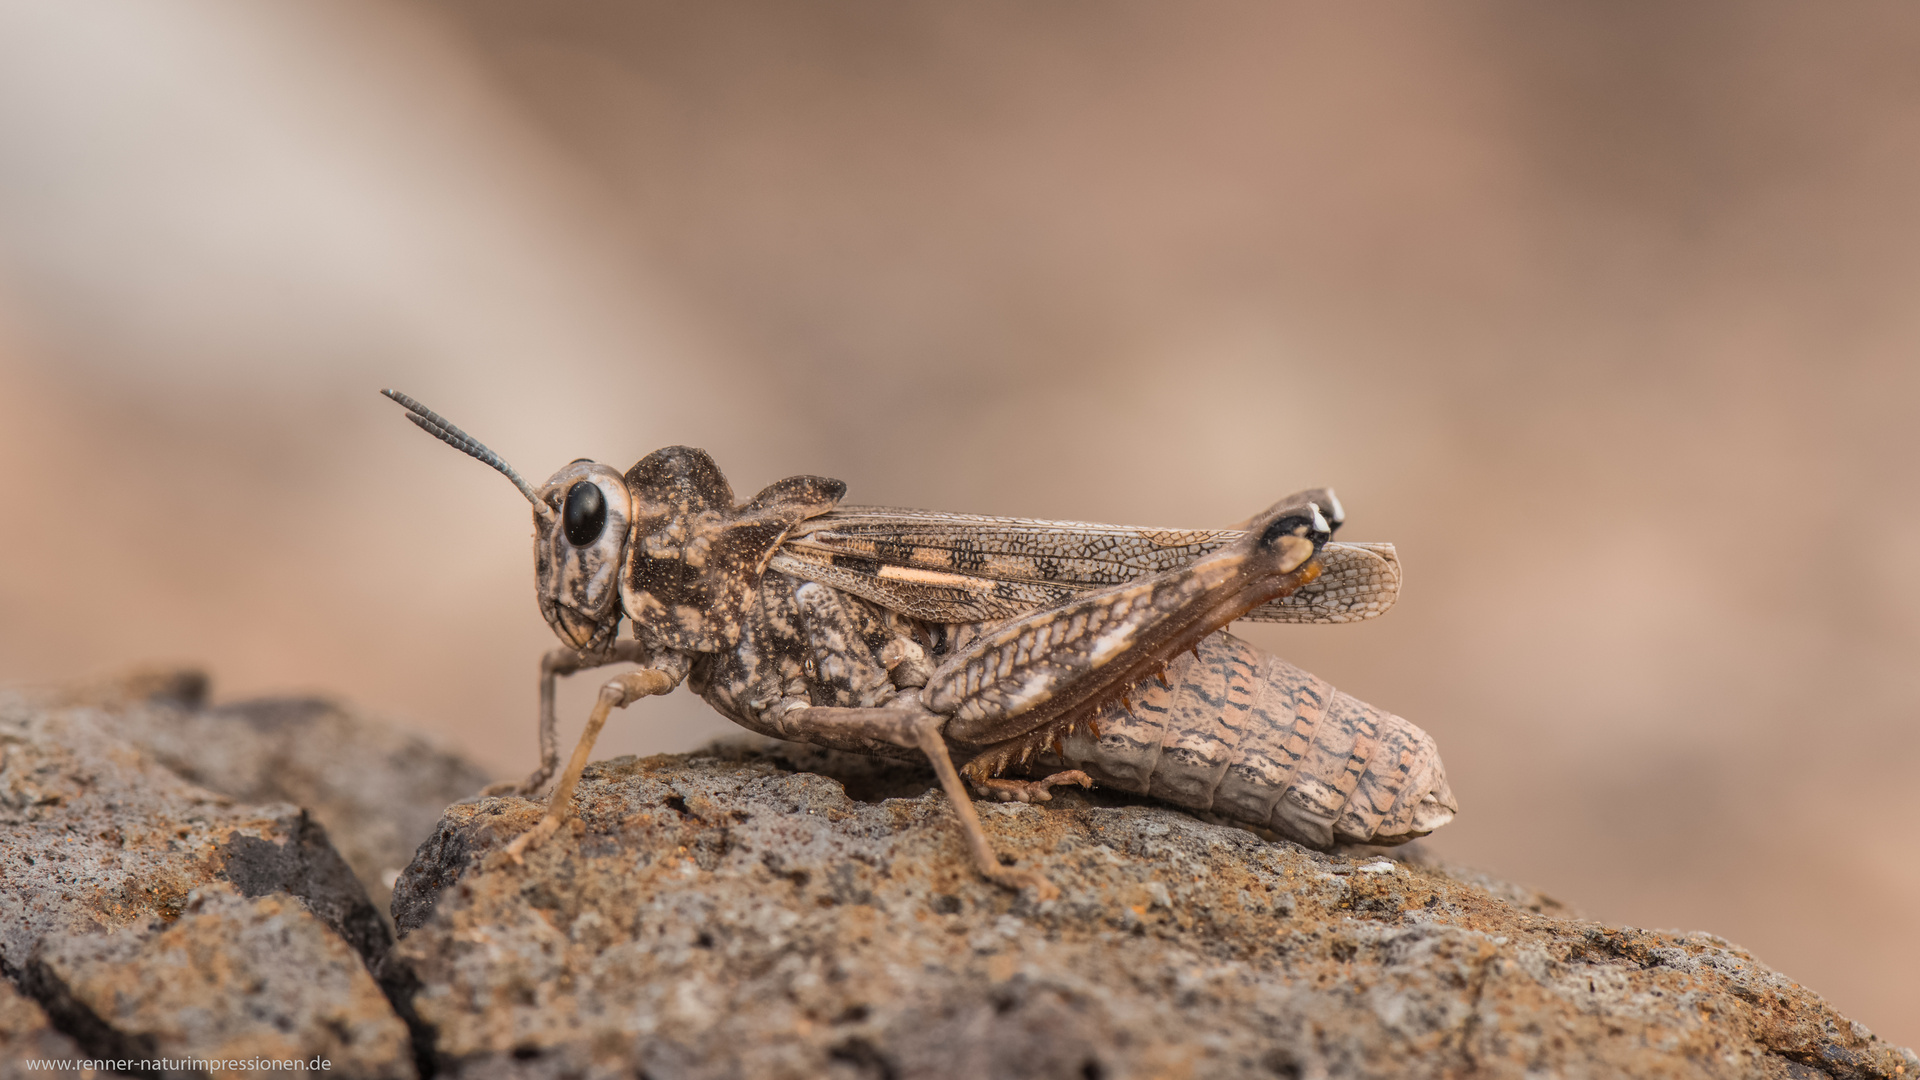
[1039,631,1456,848]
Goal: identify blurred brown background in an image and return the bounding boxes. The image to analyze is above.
[0,0,1914,1046]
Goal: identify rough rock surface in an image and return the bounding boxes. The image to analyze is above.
[0,979,80,1078]
[0,687,409,1074]
[4,676,1914,1079]
[385,741,1920,1080]
[25,883,411,1077]
[0,690,387,972]
[42,669,493,915]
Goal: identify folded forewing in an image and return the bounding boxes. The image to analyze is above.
[769,507,1397,626]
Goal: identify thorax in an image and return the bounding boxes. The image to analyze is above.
[686,572,938,737]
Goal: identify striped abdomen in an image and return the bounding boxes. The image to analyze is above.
[1041,631,1456,848]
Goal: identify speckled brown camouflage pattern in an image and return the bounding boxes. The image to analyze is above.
[382,390,1456,889]
[622,446,845,652]
[1038,631,1456,847]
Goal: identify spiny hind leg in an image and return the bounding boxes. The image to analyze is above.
[485,639,653,797]
[769,702,1059,899]
[972,771,1092,804]
[503,665,681,863]
[921,496,1326,767]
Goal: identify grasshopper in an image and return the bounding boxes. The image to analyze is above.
[383,390,1456,896]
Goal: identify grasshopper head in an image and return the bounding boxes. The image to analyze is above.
[533,460,634,653]
[381,389,634,654]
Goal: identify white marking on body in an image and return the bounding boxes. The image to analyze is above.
[1088,619,1141,664]
[1004,671,1054,712]
[587,560,615,592]
[877,564,992,590]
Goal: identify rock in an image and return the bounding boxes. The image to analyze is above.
[0,979,80,1079]
[23,883,413,1078]
[0,690,387,971]
[384,741,1919,1080]
[0,689,409,1070]
[7,674,1915,1080]
[36,668,212,714]
[110,692,494,919]
[43,668,493,916]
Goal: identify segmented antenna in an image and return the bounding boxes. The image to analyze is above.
[380,389,555,520]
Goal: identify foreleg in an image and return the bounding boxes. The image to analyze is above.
[503,665,681,863]
[484,640,652,796]
[771,702,1059,898]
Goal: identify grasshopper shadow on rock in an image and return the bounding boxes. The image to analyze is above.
[383,389,1457,897]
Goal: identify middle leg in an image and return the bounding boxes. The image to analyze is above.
[770,701,1060,899]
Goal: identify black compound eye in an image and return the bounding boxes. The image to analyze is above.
[563,480,608,546]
